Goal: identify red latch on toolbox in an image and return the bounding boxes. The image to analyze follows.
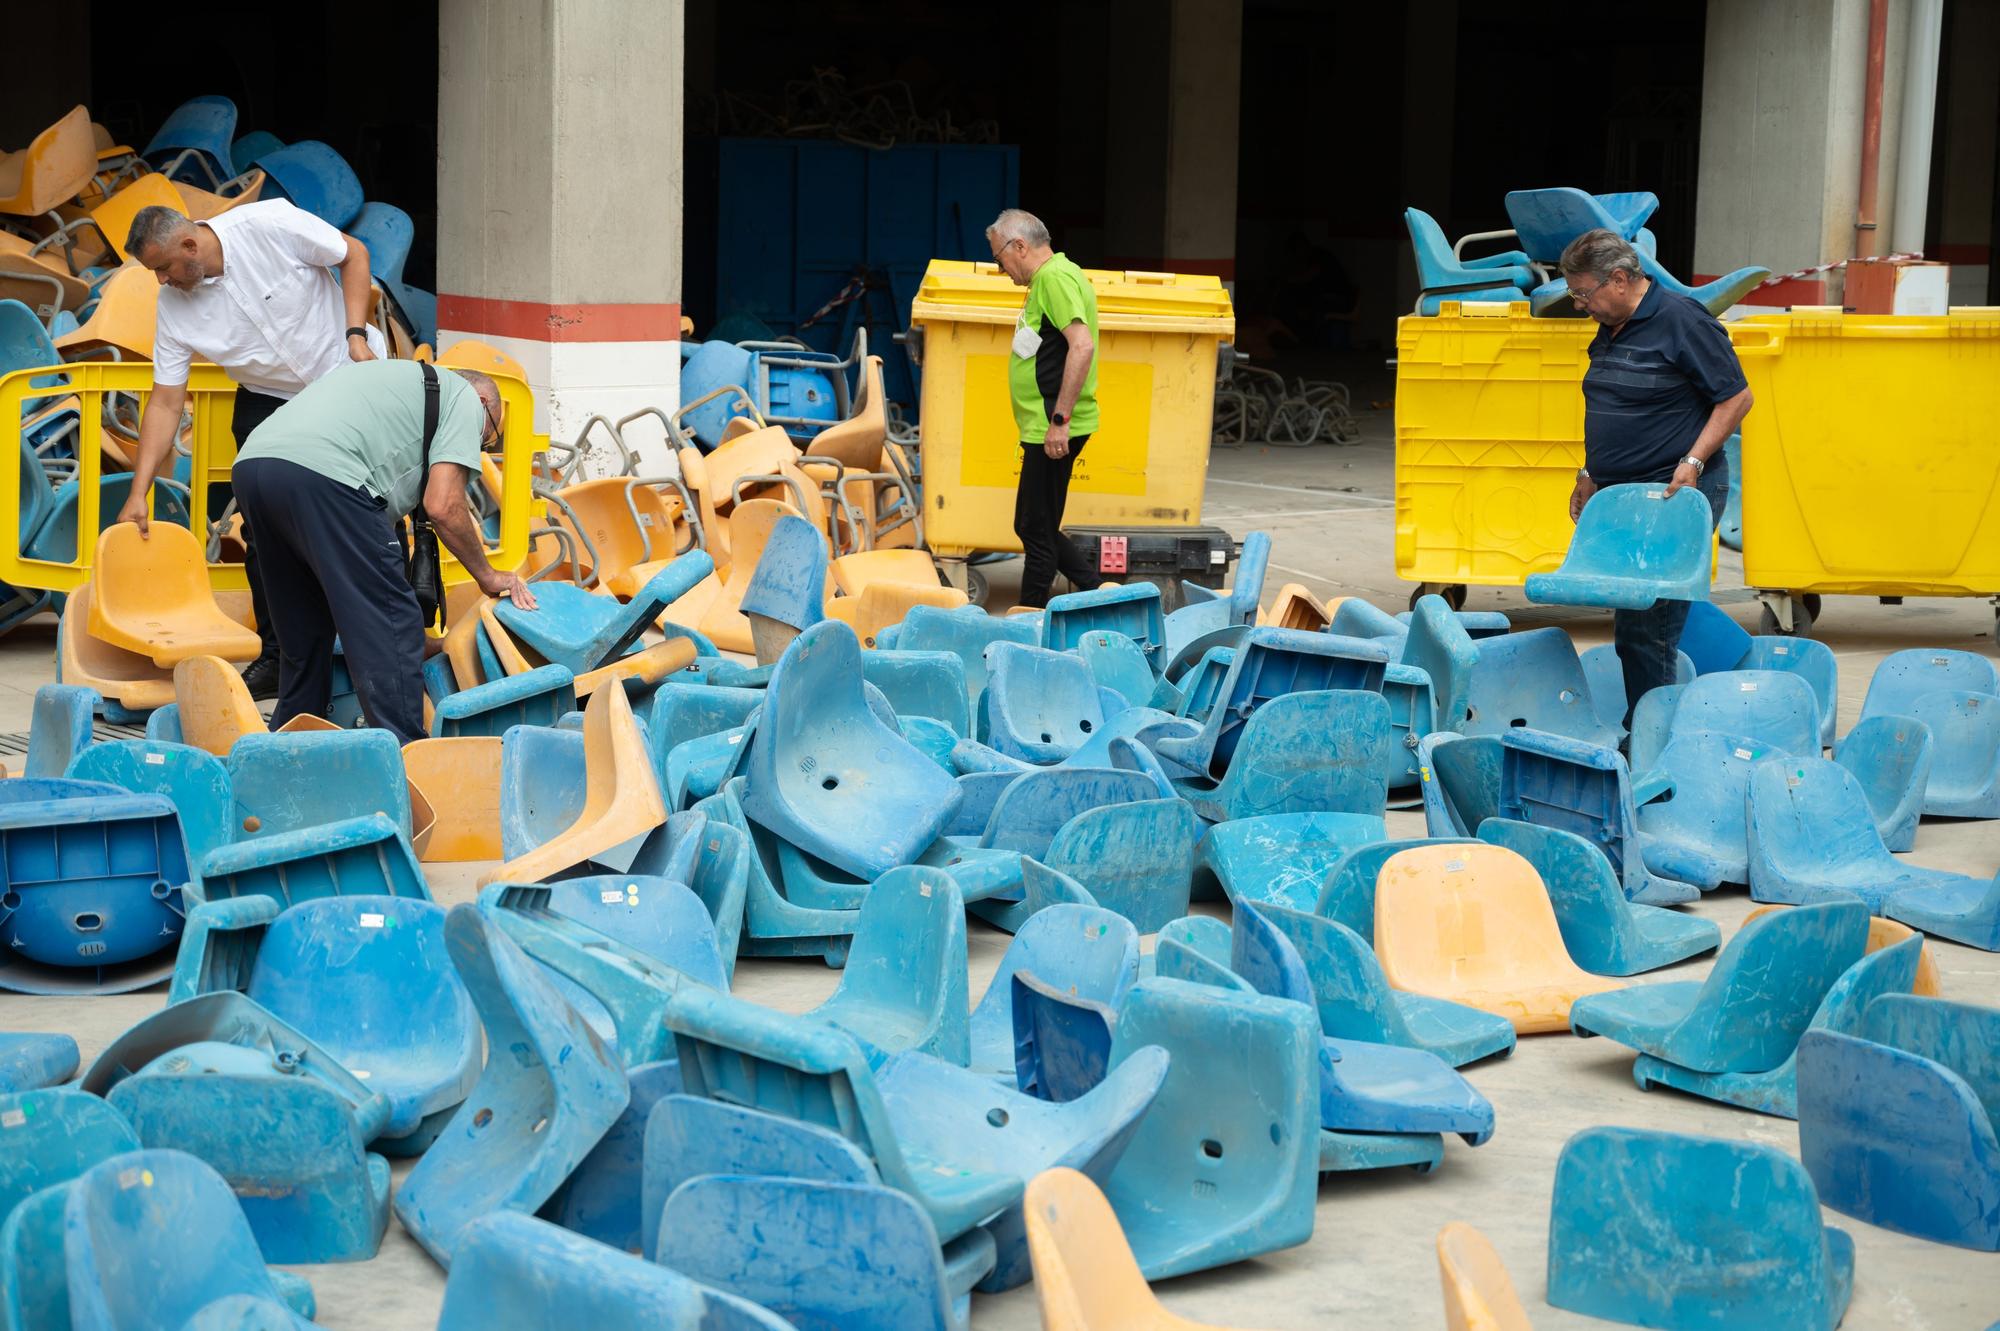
[1099,536,1128,574]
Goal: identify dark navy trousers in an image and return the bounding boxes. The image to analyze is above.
[227,387,288,667]
[232,457,427,745]
[1013,434,1103,609]
[1613,455,1732,728]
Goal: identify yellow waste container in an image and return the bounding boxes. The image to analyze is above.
[1733,305,2000,634]
[1392,300,1595,607]
[908,261,1235,568]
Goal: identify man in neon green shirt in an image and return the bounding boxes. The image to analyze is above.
[989,208,1105,608]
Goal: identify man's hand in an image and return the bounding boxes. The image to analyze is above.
[347,333,377,364]
[1043,422,1070,461]
[478,567,537,610]
[1568,474,1598,521]
[115,493,151,537]
[1664,461,1701,498]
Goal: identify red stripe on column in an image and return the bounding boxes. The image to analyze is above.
[436,295,684,343]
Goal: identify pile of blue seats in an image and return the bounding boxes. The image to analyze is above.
[1404,187,1771,317]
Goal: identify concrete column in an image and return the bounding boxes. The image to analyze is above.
[1102,0,1241,277]
[436,0,684,472]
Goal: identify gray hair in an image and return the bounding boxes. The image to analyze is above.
[1559,227,1643,283]
[125,205,195,261]
[985,208,1050,249]
[451,368,501,423]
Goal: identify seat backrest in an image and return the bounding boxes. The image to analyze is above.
[1463,627,1615,745]
[802,355,887,471]
[1398,598,1480,731]
[1422,732,1504,838]
[1255,904,1412,1046]
[984,641,1106,764]
[1672,670,1821,756]
[224,729,413,841]
[897,605,1039,703]
[0,1089,140,1225]
[1738,637,1837,736]
[1682,896,1870,1068]
[1864,994,2000,1127]
[253,139,363,227]
[1905,690,2000,790]
[1830,712,1933,826]
[1375,842,1584,988]
[1861,647,2000,720]
[1560,482,1712,580]
[859,650,971,736]
[1477,817,1636,969]
[1437,1221,1535,1331]
[833,864,966,1022]
[1502,187,1624,262]
[1025,1167,1169,1329]
[1748,757,1896,871]
[1044,583,1167,669]
[1314,835,1471,936]
[1626,682,1684,774]
[1676,599,1753,675]
[971,902,1138,1057]
[544,875,728,991]
[1638,728,1771,848]
[53,263,159,359]
[979,766,1159,856]
[1149,915,1250,991]
[1204,689,1392,822]
[7,106,95,216]
[346,201,414,285]
[1186,629,1388,775]
[1230,901,1318,1007]
[1404,207,1462,286]
[171,655,269,756]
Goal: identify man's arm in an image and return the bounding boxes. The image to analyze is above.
[1666,386,1753,496]
[1042,321,1095,460]
[422,462,536,608]
[114,381,189,536]
[337,234,375,363]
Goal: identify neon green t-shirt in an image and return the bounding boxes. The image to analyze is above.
[1008,253,1100,444]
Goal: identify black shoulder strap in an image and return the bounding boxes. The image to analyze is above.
[418,361,440,519]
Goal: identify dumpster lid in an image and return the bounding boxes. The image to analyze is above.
[911,259,1235,331]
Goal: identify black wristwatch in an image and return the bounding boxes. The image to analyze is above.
[1050,412,1067,427]
[345,326,369,341]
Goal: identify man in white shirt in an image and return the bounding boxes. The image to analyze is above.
[116,199,385,697]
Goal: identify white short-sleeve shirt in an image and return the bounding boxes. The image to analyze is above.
[152,199,386,399]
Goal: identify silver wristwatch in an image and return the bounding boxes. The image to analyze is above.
[1680,454,1705,475]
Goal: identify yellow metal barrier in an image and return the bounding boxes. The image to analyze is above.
[0,361,541,595]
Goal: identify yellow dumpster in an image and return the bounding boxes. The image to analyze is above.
[1733,306,2000,635]
[907,260,1235,586]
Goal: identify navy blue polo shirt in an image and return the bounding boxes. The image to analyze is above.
[1582,280,1747,482]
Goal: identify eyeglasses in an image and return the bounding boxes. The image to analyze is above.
[1569,279,1609,308]
[480,397,501,446]
[990,237,1022,263]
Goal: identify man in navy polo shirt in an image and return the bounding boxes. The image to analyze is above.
[1562,227,1754,727]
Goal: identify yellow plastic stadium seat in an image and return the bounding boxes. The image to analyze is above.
[59,582,175,713]
[84,171,265,264]
[92,523,263,667]
[1024,1168,1279,1331]
[554,477,687,597]
[441,605,492,689]
[573,638,696,698]
[0,106,95,221]
[173,655,267,757]
[437,339,528,381]
[402,737,505,862]
[1374,843,1624,1034]
[696,497,793,655]
[804,355,889,473]
[53,264,159,361]
[478,681,665,887]
[1263,584,1335,632]
[824,581,968,650]
[701,425,801,515]
[0,231,89,318]
[828,548,942,599]
[1743,904,1941,998]
[1436,1223,1535,1331]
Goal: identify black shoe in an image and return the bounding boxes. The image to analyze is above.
[240,656,281,701]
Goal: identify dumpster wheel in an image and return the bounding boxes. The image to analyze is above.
[1409,583,1468,612]
[1756,592,1822,638]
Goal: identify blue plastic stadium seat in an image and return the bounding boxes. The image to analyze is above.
[806,867,968,1061]
[0,1088,138,1223]
[393,906,629,1268]
[0,1033,79,1093]
[1313,836,1471,938]
[1904,689,2000,817]
[1547,1126,1852,1330]
[1631,729,1776,889]
[1884,863,2000,953]
[60,1149,319,1331]
[1677,598,1752,675]
[742,622,961,879]
[1796,995,2000,1250]
[1636,934,1920,1118]
[1747,758,1993,918]
[1569,899,1869,1073]
[541,872,731,992]
[861,650,971,736]
[695,778,859,966]
[969,903,1138,1081]
[1146,915,1248,991]
[1045,583,1167,673]
[251,139,364,227]
[1042,798,1201,934]
[79,992,392,1263]
[740,513,828,663]
[1398,595,1477,731]
[1329,596,1404,644]
[24,684,96,779]
[167,895,478,1154]
[1625,683,1682,775]
[197,811,428,910]
[662,1175,988,1330]
[1671,669,1821,757]
[143,95,240,188]
[498,724,586,860]
[1464,627,1619,747]
[1154,629,1388,779]
[981,641,1109,765]
[1191,811,1385,911]
[535,1058,680,1253]
[896,605,1041,706]
[1097,979,1321,1277]
[65,739,234,866]
[1417,732,1500,838]
[1172,690,1392,824]
[1010,969,1120,1104]
[1579,644,1693,734]
[1234,903,1493,1152]
[1737,637,1838,745]
[1504,187,1658,259]
[1074,630,1157,710]
[0,790,193,994]
[431,665,578,738]
[1830,714,1932,852]
[1861,646,2000,720]
[438,1211,790,1331]
[1479,819,1719,976]
[499,561,711,674]
[1526,483,1713,610]
[223,728,416,842]
[1162,531,1269,660]
[348,202,437,345]
[665,981,1168,1292]
[1404,208,1535,314]
[1496,728,1695,905]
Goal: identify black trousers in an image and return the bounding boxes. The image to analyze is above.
[228,387,289,665]
[1013,434,1102,609]
[232,457,427,745]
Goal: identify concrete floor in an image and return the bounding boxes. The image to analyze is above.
[4,404,1999,1329]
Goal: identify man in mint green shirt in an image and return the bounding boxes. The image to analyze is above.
[232,358,534,743]
[989,208,1105,608]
